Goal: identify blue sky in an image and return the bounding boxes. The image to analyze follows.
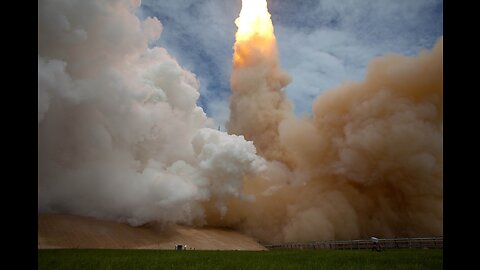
[137,0,443,128]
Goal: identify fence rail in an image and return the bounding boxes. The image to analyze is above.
[264,237,443,250]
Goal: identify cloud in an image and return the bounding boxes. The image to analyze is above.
[139,0,241,127]
[271,0,443,114]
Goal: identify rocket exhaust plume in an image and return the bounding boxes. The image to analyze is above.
[228,0,293,163]
[222,0,443,242]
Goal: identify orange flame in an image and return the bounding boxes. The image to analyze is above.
[233,0,278,67]
[235,0,275,42]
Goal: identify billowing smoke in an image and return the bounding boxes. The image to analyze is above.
[38,0,265,226]
[38,0,442,243]
[220,0,443,242]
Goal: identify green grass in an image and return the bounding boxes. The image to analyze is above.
[38,249,442,270]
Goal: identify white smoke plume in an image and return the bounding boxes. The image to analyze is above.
[38,0,265,226]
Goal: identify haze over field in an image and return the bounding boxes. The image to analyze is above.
[38,0,442,243]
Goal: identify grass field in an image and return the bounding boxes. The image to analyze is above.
[38,249,442,270]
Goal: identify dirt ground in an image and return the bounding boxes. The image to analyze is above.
[38,213,267,250]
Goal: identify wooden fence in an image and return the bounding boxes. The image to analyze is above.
[264,237,443,250]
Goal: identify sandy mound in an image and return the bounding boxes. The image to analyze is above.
[38,214,267,250]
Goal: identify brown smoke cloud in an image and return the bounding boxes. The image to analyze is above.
[221,1,443,241]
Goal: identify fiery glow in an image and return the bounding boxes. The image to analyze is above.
[235,0,275,42]
[233,0,278,67]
